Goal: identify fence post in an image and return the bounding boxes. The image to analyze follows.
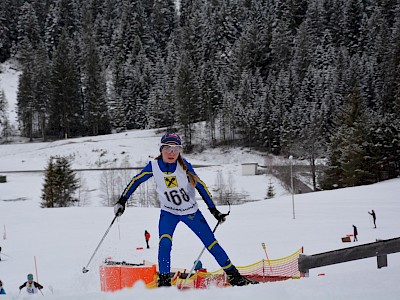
[376,239,388,269]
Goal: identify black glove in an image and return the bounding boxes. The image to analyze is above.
[209,207,227,224]
[114,196,127,217]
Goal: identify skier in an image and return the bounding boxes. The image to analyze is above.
[0,280,5,294]
[114,133,257,287]
[145,230,151,249]
[19,274,43,294]
[194,260,203,271]
[352,225,358,242]
[0,246,2,261]
[368,210,377,228]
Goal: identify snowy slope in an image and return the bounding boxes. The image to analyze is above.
[1,129,400,300]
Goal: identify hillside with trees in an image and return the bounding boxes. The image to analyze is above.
[0,0,399,189]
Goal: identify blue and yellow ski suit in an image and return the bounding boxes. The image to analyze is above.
[120,158,234,275]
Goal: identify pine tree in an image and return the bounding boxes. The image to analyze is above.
[243,0,273,77]
[339,123,375,187]
[265,179,275,199]
[174,51,200,146]
[147,52,173,129]
[149,0,177,53]
[41,156,79,208]
[48,29,83,138]
[107,73,127,133]
[117,47,152,130]
[321,87,377,188]
[16,2,41,65]
[44,0,79,59]
[81,5,111,136]
[363,114,400,182]
[16,63,35,140]
[32,42,52,140]
[0,89,10,140]
[217,75,237,144]
[92,0,119,66]
[198,59,221,146]
[269,2,294,72]
[337,0,362,55]
[235,69,266,147]
[0,0,19,63]
[41,157,57,208]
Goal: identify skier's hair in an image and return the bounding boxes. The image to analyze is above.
[155,154,199,187]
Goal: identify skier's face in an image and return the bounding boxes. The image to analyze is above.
[161,144,181,163]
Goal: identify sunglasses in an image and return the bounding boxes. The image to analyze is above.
[161,144,182,154]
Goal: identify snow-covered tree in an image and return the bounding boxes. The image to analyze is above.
[41,156,79,208]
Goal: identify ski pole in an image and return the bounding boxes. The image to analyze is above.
[82,215,118,273]
[261,243,273,273]
[34,256,44,296]
[34,256,39,283]
[180,202,231,289]
[180,221,221,289]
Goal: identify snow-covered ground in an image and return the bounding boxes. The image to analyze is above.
[1,128,400,299]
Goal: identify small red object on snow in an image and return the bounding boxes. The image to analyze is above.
[318,273,325,276]
[136,247,144,250]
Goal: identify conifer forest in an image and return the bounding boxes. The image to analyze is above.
[0,0,400,189]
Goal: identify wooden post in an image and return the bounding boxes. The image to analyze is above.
[377,254,388,268]
[376,239,388,269]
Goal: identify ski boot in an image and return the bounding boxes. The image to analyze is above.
[158,273,172,287]
[226,267,259,286]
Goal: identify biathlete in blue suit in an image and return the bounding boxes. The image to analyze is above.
[114,133,257,287]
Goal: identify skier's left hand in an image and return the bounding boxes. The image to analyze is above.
[209,207,227,224]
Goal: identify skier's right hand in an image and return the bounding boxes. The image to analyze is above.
[114,196,127,217]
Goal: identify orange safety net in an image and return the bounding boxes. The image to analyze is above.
[175,247,304,289]
[237,247,304,283]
